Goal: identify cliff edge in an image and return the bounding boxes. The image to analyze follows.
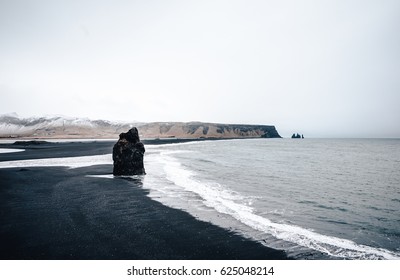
[138,122,281,139]
[0,114,281,139]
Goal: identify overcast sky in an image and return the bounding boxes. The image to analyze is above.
[1,0,399,137]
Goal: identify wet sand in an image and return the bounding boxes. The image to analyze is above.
[0,141,287,259]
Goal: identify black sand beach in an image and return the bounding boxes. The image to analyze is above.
[0,141,287,260]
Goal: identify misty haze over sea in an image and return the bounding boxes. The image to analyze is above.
[1,0,400,264]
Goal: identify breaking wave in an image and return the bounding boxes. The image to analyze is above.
[158,151,400,260]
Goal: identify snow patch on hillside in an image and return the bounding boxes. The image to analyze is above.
[0,113,139,136]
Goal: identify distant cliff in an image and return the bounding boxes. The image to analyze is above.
[0,113,281,139]
[138,122,281,139]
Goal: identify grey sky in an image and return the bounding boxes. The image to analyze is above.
[1,0,399,137]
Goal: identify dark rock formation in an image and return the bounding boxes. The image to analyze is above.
[113,127,146,176]
[291,133,304,139]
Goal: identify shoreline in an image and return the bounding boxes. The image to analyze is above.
[0,141,288,260]
[0,137,280,162]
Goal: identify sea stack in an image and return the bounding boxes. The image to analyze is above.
[112,127,146,176]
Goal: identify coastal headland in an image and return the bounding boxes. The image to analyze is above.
[0,114,281,139]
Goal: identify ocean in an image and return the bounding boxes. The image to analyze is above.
[143,138,400,259]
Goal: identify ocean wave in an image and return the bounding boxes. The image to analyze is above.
[159,152,400,260]
[0,154,112,169]
[0,148,25,154]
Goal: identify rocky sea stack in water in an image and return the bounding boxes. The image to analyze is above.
[113,127,146,176]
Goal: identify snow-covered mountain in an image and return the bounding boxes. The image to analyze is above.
[0,113,138,139]
[0,113,281,139]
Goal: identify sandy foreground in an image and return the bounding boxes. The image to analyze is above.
[0,140,287,259]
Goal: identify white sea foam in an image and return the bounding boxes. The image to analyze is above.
[0,148,25,153]
[159,152,400,260]
[86,174,115,179]
[0,154,112,169]
[86,174,144,180]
